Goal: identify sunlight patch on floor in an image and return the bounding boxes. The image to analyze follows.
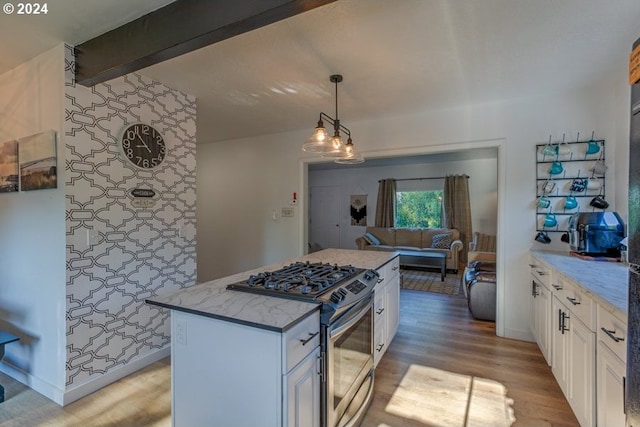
[384,364,515,427]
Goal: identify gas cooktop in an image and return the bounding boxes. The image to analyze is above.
[226,261,365,300]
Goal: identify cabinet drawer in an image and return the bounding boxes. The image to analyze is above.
[557,277,595,331]
[284,311,320,373]
[597,306,627,362]
[385,257,400,280]
[530,258,551,287]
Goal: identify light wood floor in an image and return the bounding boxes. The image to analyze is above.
[0,290,578,427]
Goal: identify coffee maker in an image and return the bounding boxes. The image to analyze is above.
[568,212,625,256]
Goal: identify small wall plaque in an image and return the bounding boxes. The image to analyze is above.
[131,188,156,198]
[131,199,156,209]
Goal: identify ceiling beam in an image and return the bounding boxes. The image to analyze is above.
[75,0,336,87]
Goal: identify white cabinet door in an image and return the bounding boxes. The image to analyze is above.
[551,296,569,395]
[532,278,552,365]
[597,341,626,427]
[286,347,321,427]
[385,274,400,343]
[567,315,595,427]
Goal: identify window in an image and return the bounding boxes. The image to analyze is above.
[395,190,443,228]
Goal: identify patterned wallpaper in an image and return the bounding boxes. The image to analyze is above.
[63,45,197,387]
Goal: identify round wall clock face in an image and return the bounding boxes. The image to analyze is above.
[120,123,166,169]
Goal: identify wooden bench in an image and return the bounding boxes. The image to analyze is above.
[0,331,19,403]
[397,250,447,281]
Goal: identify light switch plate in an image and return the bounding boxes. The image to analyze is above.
[281,207,294,218]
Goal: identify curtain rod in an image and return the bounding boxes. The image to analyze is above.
[379,175,469,182]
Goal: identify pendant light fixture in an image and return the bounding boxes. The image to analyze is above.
[302,74,364,164]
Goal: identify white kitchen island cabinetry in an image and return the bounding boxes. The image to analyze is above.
[172,309,320,427]
[146,249,397,427]
[373,257,400,367]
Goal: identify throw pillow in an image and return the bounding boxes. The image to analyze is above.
[363,232,381,246]
[431,233,451,249]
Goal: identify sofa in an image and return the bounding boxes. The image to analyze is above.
[355,227,463,271]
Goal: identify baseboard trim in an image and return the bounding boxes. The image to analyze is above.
[62,346,171,406]
[0,362,65,405]
[502,327,534,342]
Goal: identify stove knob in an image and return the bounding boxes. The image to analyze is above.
[364,270,378,281]
[330,291,342,303]
[339,288,349,297]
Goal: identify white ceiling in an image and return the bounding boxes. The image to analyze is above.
[0,0,174,73]
[2,0,640,147]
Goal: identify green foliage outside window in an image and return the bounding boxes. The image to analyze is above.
[395,191,442,228]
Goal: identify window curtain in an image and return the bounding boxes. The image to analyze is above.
[442,174,472,266]
[375,179,396,227]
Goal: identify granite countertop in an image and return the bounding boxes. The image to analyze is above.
[146,249,398,332]
[531,250,629,318]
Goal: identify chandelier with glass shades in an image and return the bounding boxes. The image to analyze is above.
[302,74,364,164]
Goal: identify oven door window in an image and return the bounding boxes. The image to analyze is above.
[331,307,372,410]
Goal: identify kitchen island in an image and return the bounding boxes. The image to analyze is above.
[146,249,398,427]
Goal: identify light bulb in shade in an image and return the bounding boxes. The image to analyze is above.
[322,136,349,158]
[313,126,328,142]
[303,125,335,153]
[331,135,343,150]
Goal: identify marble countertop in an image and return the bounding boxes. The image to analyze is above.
[146,249,398,332]
[531,250,629,318]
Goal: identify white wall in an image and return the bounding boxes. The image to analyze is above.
[197,73,628,342]
[0,45,67,400]
[308,155,498,251]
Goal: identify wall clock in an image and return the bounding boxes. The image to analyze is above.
[120,123,166,169]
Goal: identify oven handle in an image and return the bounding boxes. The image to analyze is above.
[329,296,372,340]
[341,370,375,427]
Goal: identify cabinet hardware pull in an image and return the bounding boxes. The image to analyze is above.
[528,264,538,268]
[376,343,385,352]
[566,297,581,305]
[558,309,563,332]
[392,266,398,271]
[536,270,546,276]
[376,308,385,315]
[601,327,625,343]
[377,278,384,283]
[299,331,319,346]
[320,351,326,383]
[531,281,539,297]
[624,376,627,415]
[552,284,563,291]
[561,312,570,334]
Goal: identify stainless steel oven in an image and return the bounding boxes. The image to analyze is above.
[322,295,374,427]
[226,262,378,427]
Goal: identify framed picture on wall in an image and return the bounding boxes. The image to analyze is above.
[0,139,18,193]
[19,130,57,191]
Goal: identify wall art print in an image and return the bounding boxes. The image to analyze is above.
[350,194,367,226]
[0,139,18,193]
[19,130,57,191]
